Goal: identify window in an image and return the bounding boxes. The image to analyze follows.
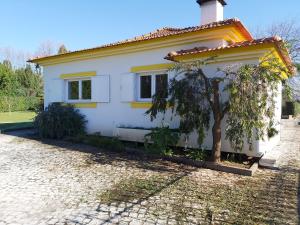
[140,75,152,99]
[82,80,91,100]
[68,81,79,100]
[138,73,168,101]
[67,79,91,101]
[155,74,168,98]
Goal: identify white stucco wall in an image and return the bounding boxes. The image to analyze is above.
[43,39,282,157]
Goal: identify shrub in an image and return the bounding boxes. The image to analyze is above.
[293,102,300,117]
[186,148,209,161]
[144,126,179,156]
[84,134,125,152]
[34,103,86,139]
[66,133,125,152]
[0,95,42,112]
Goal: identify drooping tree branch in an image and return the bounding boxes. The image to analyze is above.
[146,58,290,162]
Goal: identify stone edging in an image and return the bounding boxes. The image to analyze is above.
[125,147,258,176]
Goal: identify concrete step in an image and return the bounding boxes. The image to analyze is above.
[259,119,299,169]
[259,158,279,169]
[281,119,299,128]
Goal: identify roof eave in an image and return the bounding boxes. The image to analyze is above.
[165,41,294,76]
[28,18,253,65]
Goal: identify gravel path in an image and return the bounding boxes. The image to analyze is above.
[0,124,299,225]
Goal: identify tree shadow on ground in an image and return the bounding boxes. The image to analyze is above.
[225,166,300,225]
[3,130,300,224]
[5,129,194,174]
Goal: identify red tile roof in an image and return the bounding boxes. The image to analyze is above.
[166,37,281,57]
[165,36,294,73]
[29,18,252,62]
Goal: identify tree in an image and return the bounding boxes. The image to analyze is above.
[0,47,31,68]
[255,20,300,110]
[287,75,300,101]
[146,58,289,162]
[255,20,300,63]
[0,60,14,91]
[57,45,68,54]
[0,59,43,112]
[15,65,43,97]
[34,41,58,58]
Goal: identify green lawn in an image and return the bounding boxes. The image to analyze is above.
[0,111,36,132]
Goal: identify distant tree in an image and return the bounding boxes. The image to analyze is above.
[0,47,31,67]
[255,20,300,102]
[34,41,58,57]
[2,60,12,69]
[57,45,68,54]
[0,60,14,91]
[0,60,43,112]
[15,65,43,97]
[0,60,16,112]
[255,20,300,63]
[267,21,300,63]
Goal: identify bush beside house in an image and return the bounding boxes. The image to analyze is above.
[34,103,86,139]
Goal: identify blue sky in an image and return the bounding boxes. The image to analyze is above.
[1,0,300,55]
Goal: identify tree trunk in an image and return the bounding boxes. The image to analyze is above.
[211,80,222,163]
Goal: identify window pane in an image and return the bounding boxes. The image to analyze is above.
[68,81,79,100]
[82,80,91,100]
[155,74,168,98]
[140,76,152,99]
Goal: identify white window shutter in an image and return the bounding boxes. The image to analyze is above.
[92,75,110,103]
[120,73,136,102]
[47,79,64,103]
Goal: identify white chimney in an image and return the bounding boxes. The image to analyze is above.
[197,0,227,25]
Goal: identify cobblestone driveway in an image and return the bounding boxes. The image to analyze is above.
[0,123,299,225]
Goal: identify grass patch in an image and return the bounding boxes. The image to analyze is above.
[0,111,36,123]
[98,175,175,204]
[0,111,35,132]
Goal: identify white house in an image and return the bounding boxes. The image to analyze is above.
[29,0,292,157]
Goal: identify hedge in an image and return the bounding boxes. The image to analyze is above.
[0,96,42,112]
[294,102,300,117]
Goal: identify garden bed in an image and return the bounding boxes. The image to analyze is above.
[124,147,258,176]
[66,134,259,176]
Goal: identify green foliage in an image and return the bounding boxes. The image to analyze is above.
[57,45,68,54]
[186,148,209,161]
[0,95,41,112]
[0,60,43,112]
[14,65,43,97]
[296,63,300,71]
[147,60,212,145]
[267,126,279,138]
[0,111,36,123]
[85,135,124,152]
[34,103,86,139]
[146,57,289,160]
[225,58,285,151]
[293,102,300,116]
[144,126,179,156]
[66,133,125,152]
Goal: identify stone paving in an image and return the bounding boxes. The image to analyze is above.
[0,123,299,225]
